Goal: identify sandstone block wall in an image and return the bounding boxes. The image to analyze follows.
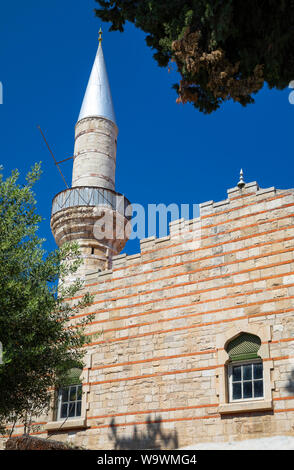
[2,181,294,449]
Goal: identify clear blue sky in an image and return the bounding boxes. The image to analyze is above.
[0,0,293,256]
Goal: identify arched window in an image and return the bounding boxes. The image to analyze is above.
[226,333,263,402]
[57,368,83,420]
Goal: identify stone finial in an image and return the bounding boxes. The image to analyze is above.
[237,168,246,189]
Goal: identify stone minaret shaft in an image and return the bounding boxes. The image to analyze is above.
[51,35,131,278]
[72,117,117,190]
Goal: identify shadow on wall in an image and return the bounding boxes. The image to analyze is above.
[286,369,294,394]
[108,415,178,450]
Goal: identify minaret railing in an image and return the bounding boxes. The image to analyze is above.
[51,186,131,219]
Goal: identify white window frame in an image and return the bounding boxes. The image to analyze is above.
[216,324,273,414]
[228,359,264,403]
[57,384,82,421]
[45,354,92,431]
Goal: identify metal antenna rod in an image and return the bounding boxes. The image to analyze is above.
[37,125,69,189]
[56,156,73,165]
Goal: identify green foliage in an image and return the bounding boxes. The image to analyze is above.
[95,0,294,113]
[0,164,93,429]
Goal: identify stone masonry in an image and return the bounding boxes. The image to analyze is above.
[72,117,118,190]
[2,180,294,449]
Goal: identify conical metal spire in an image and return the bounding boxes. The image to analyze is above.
[78,32,116,125]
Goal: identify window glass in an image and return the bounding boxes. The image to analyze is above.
[61,388,69,402]
[61,403,68,419]
[243,364,252,381]
[233,382,242,400]
[243,381,252,399]
[254,363,263,380]
[254,380,263,398]
[232,365,241,381]
[58,384,82,420]
[230,362,263,401]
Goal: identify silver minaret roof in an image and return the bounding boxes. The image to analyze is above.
[78,32,116,125]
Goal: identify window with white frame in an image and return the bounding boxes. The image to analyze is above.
[228,361,263,401]
[56,368,82,420]
[58,384,82,420]
[225,333,263,403]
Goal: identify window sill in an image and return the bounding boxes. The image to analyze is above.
[219,400,273,415]
[45,418,87,431]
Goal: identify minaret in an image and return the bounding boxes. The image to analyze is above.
[51,31,131,278]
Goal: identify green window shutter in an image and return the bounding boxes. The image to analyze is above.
[226,333,261,362]
[62,367,83,386]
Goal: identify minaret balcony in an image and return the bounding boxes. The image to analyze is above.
[51,186,132,253]
[51,186,131,220]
